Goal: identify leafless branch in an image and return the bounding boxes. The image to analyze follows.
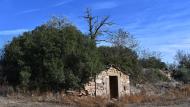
[83,8,113,40]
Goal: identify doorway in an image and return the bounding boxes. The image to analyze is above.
[109,76,119,99]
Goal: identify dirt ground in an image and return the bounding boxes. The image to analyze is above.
[127,98,190,107]
[0,97,190,107]
[0,97,73,107]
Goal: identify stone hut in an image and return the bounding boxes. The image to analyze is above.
[159,70,172,80]
[84,66,130,99]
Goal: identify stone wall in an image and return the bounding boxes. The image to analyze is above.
[85,67,130,98]
[159,70,172,80]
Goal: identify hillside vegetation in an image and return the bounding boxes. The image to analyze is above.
[0,11,188,93]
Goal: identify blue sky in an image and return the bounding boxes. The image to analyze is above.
[1,0,190,63]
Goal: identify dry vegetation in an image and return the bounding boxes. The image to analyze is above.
[0,84,190,107]
[121,84,190,106]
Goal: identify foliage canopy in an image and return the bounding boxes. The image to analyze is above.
[2,23,102,91]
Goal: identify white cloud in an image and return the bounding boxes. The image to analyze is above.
[0,29,29,35]
[16,9,40,15]
[125,9,190,63]
[53,0,73,7]
[92,1,118,10]
[15,0,74,15]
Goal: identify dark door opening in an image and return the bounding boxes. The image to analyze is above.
[109,76,119,99]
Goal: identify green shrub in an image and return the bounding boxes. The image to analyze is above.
[2,23,102,91]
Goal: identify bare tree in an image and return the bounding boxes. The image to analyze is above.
[83,8,113,40]
[110,28,138,49]
[83,9,138,49]
[45,16,72,29]
[175,50,190,68]
[139,49,162,59]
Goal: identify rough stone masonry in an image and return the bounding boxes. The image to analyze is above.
[84,66,130,99]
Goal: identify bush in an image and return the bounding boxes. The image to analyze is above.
[2,22,102,91]
[139,57,166,69]
[142,69,169,83]
[173,67,190,83]
[98,46,143,83]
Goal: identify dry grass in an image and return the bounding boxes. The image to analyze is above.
[121,93,159,104]
[1,84,190,107]
[120,84,190,106]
